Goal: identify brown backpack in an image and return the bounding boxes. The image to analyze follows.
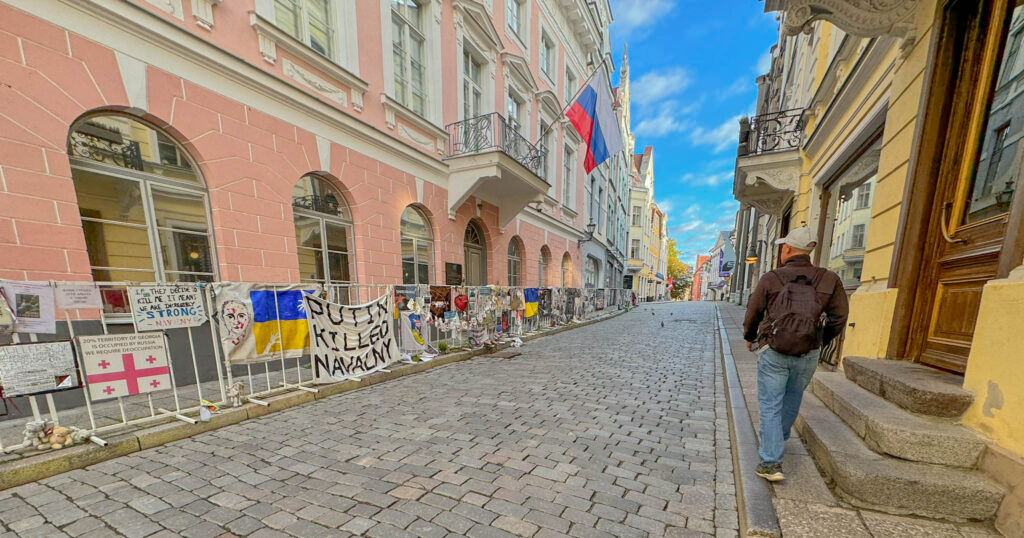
[759,268,827,356]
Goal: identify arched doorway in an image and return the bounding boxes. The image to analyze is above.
[538,246,551,287]
[507,237,523,287]
[464,220,487,286]
[401,206,433,284]
[292,174,354,286]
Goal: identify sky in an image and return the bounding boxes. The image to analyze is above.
[607,0,779,266]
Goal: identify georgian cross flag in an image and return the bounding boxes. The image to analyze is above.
[77,332,172,401]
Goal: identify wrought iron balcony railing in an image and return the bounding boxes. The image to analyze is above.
[445,112,548,181]
[740,108,804,156]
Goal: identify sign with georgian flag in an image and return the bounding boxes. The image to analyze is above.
[77,333,172,401]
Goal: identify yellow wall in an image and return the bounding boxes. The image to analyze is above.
[961,269,1024,457]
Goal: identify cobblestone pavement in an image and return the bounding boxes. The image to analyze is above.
[0,302,737,538]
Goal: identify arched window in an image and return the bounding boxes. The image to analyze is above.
[69,114,214,296]
[584,256,600,289]
[507,238,523,287]
[292,174,353,286]
[561,253,572,287]
[464,220,487,286]
[401,206,433,284]
[538,246,551,287]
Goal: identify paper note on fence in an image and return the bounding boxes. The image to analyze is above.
[78,332,171,401]
[0,280,56,334]
[0,341,79,396]
[212,283,320,364]
[128,284,206,331]
[54,283,102,310]
[304,292,398,383]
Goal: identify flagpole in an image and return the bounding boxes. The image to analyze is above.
[536,56,613,145]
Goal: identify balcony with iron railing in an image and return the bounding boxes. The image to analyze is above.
[733,108,805,216]
[443,112,552,227]
[445,112,548,179]
[738,108,804,157]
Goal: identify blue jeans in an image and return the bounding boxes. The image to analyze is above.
[757,347,820,465]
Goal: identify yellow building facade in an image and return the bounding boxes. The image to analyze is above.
[733,1,1024,531]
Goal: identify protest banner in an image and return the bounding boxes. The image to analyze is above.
[0,280,56,334]
[128,284,206,331]
[77,332,171,401]
[0,341,79,396]
[304,292,398,382]
[211,283,320,364]
[54,283,103,310]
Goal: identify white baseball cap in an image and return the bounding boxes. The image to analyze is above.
[775,226,817,250]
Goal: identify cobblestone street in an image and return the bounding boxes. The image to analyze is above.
[0,303,736,538]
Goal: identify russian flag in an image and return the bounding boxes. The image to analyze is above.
[565,67,624,173]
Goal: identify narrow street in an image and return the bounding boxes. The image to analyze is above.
[0,303,737,538]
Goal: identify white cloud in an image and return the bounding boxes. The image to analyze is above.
[680,170,733,187]
[632,68,691,106]
[690,115,743,153]
[717,199,739,211]
[610,0,674,36]
[656,199,674,213]
[756,50,772,74]
[634,109,689,137]
[718,77,751,101]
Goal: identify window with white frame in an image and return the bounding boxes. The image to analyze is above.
[507,239,523,287]
[507,0,523,36]
[274,0,334,58]
[539,120,553,181]
[565,69,577,103]
[293,175,354,286]
[540,32,554,77]
[462,47,483,120]
[69,115,215,313]
[631,205,641,226]
[563,146,575,207]
[630,239,641,259]
[391,0,427,116]
[851,224,866,249]
[507,90,524,131]
[855,181,872,209]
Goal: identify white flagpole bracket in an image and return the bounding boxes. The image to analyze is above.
[158,408,196,424]
[88,435,108,447]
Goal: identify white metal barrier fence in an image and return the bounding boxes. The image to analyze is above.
[0,281,631,453]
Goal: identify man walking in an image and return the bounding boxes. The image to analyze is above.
[743,226,848,482]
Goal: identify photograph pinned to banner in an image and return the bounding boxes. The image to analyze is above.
[304,292,399,383]
[77,332,172,401]
[0,341,79,397]
[54,282,103,310]
[211,283,321,364]
[0,280,56,334]
[0,289,13,336]
[128,284,206,331]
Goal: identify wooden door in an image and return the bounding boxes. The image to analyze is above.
[465,246,484,286]
[910,0,1024,373]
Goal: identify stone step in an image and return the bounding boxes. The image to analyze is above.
[795,393,1004,522]
[843,357,973,418]
[811,372,986,468]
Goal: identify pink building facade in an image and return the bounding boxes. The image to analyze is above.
[0,0,613,309]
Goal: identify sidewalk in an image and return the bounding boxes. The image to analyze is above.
[717,303,1001,538]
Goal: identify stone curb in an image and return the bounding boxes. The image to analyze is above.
[715,306,782,538]
[0,310,625,491]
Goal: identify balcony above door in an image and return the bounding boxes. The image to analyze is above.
[734,109,804,216]
[445,112,550,228]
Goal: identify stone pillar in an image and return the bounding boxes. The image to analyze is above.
[734,204,751,305]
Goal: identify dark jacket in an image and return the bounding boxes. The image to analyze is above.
[742,255,849,348]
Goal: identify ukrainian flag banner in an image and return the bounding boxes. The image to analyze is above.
[523,288,539,319]
[212,283,321,364]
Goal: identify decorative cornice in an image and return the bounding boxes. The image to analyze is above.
[190,0,220,30]
[501,52,539,93]
[381,95,448,155]
[249,11,368,111]
[536,90,560,117]
[766,0,918,51]
[452,0,502,51]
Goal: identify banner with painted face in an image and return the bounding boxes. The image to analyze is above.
[211,283,321,364]
[304,292,398,382]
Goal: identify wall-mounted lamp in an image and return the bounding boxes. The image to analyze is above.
[578,220,597,245]
[745,244,758,265]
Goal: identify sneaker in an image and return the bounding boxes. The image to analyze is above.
[756,462,784,482]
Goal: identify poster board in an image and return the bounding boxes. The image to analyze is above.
[211,283,320,364]
[0,280,56,334]
[0,341,79,397]
[128,284,206,331]
[77,332,172,401]
[304,292,398,382]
